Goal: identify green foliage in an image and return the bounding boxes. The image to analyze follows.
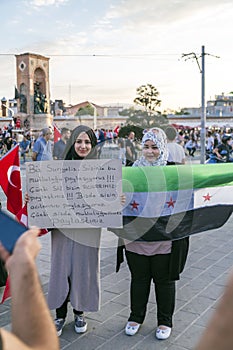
[119,107,168,129]
[120,84,168,129]
[118,125,144,141]
[75,104,94,116]
[175,109,190,115]
[134,83,161,113]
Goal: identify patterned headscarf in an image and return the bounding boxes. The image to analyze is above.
[133,127,168,167]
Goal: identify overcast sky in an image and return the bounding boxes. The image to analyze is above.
[1,0,233,111]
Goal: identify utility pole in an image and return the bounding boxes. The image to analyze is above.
[1,101,15,125]
[200,45,206,164]
[181,47,219,164]
[68,83,71,106]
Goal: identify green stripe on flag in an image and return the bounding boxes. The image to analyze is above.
[122,163,233,193]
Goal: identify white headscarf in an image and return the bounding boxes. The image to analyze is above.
[133,127,168,167]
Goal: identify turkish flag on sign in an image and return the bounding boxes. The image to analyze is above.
[0,145,22,214]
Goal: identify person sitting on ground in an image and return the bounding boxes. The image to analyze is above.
[3,134,14,152]
[185,135,197,157]
[212,134,233,162]
[19,135,30,163]
[0,137,6,158]
[0,227,59,350]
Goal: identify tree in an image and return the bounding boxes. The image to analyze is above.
[124,83,168,128]
[75,104,94,116]
[118,124,144,141]
[119,107,168,129]
[134,84,161,113]
[175,109,190,115]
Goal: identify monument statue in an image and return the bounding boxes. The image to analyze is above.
[34,83,48,114]
[19,93,27,113]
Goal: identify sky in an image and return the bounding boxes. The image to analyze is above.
[1,0,233,112]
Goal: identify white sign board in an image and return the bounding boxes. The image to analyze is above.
[26,159,122,228]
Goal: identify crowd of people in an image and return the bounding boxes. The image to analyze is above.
[0,122,33,160]
[1,123,233,349]
[1,120,233,165]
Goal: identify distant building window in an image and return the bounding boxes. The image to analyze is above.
[19,61,26,72]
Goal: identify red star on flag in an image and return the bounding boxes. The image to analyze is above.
[203,193,212,202]
[130,200,139,210]
[166,196,176,208]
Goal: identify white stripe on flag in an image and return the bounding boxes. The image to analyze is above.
[194,186,233,208]
[123,189,194,218]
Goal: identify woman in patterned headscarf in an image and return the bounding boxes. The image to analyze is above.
[123,127,189,340]
[133,128,168,167]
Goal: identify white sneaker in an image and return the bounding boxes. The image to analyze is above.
[125,322,141,336]
[74,314,87,334]
[54,318,66,337]
[156,326,172,340]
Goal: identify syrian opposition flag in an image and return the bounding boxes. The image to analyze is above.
[0,145,22,215]
[54,123,61,143]
[110,163,233,241]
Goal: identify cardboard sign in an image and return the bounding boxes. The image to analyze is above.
[26,159,122,228]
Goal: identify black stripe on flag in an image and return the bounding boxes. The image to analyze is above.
[110,205,233,241]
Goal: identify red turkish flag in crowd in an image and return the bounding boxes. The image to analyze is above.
[15,203,28,226]
[15,203,48,236]
[0,145,22,215]
[1,277,10,304]
[1,204,49,304]
[54,124,61,143]
[114,125,120,135]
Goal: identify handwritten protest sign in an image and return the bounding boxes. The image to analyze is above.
[26,159,122,228]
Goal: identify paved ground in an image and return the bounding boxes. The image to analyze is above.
[1,148,233,349]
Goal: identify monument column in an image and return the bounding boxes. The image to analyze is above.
[1,97,7,117]
[15,52,52,130]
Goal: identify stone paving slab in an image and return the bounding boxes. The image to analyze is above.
[0,157,233,349]
[1,220,232,350]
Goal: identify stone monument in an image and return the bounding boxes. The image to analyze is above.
[15,52,53,130]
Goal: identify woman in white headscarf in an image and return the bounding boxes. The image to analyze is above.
[123,128,189,340]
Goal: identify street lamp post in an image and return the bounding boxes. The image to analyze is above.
[1,97,7,117]
[2,104,15,126]
[1,97,15,126]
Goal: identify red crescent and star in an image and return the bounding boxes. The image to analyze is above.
[7,165,21,190]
